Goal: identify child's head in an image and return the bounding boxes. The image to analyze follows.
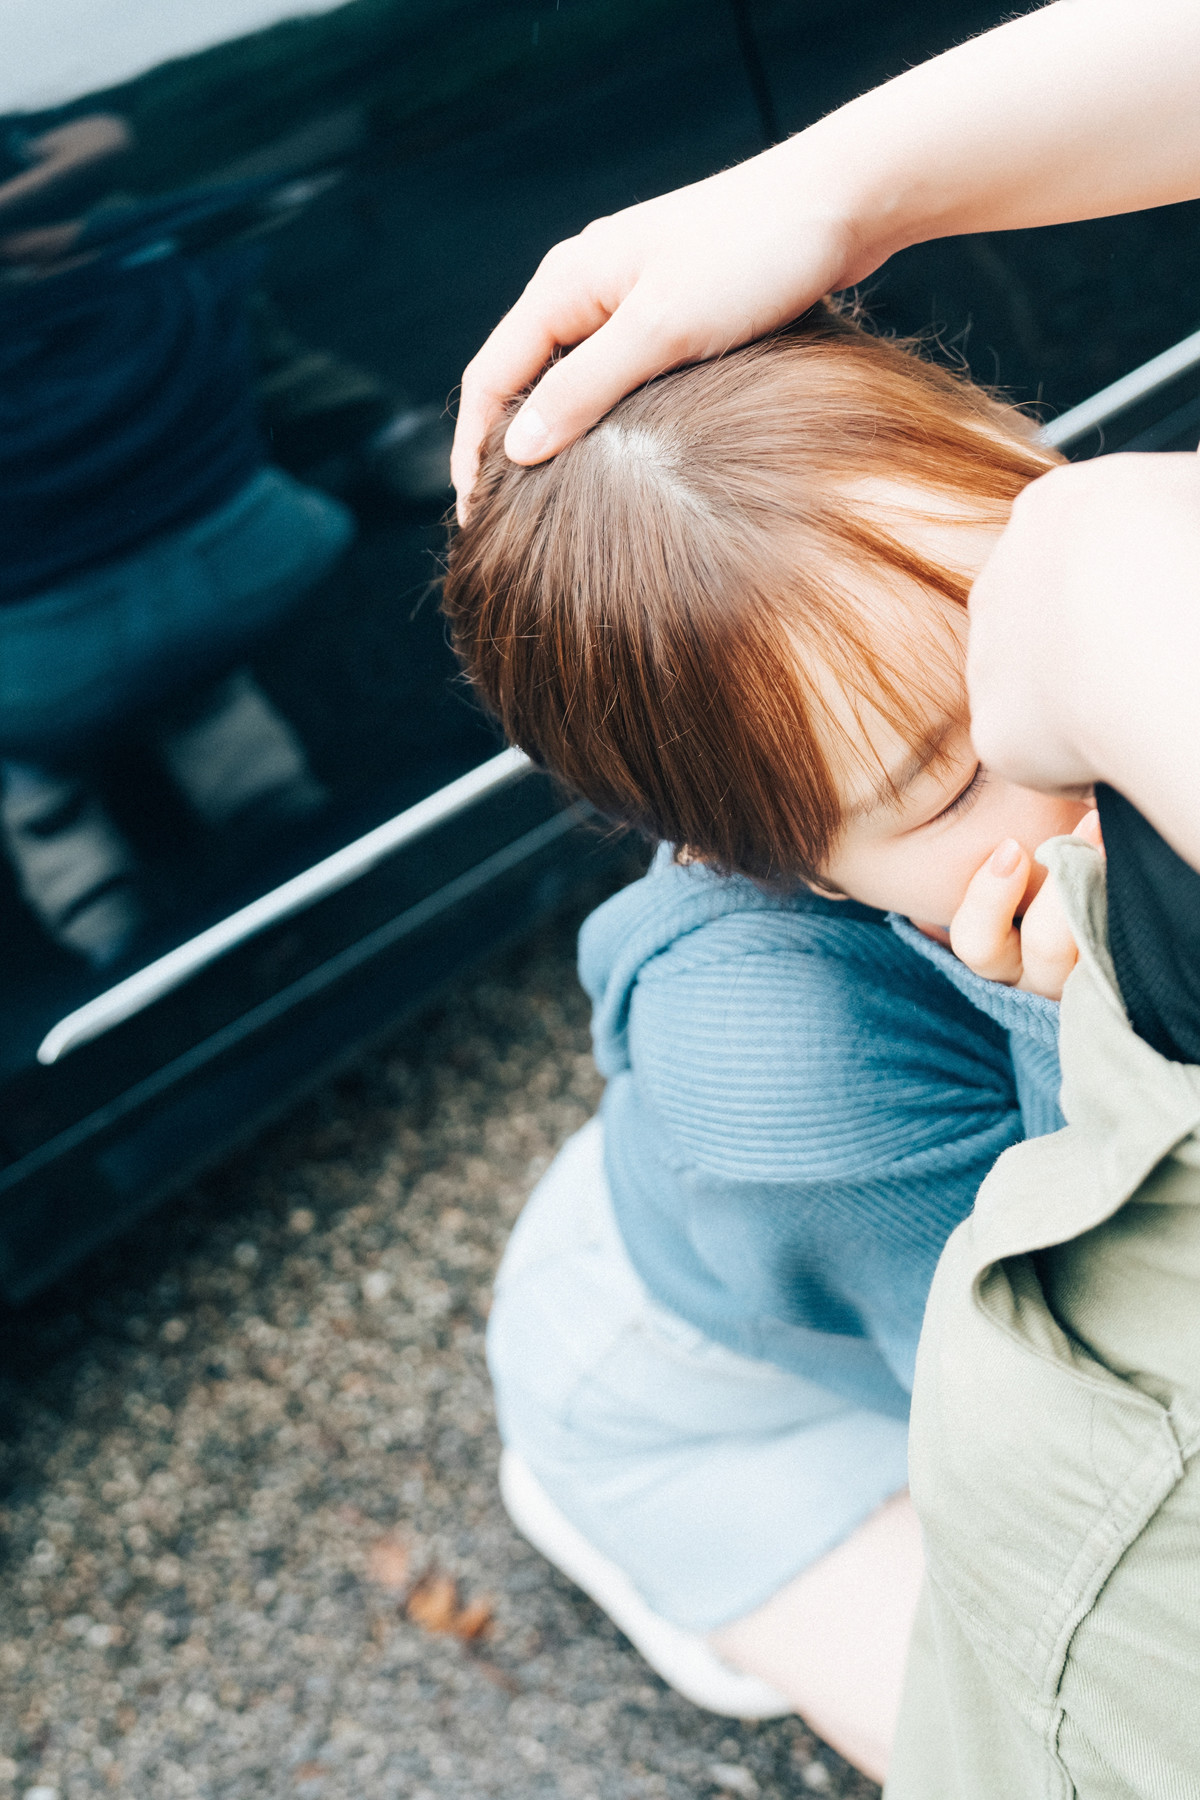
[444,305,1086,925]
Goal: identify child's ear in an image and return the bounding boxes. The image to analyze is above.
[803,876,849,901]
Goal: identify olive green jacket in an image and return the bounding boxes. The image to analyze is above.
[888,839,1200,1800]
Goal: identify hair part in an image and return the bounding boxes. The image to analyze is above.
[443,304,1059,886]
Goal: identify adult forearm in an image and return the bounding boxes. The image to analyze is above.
[454,0,1200,498]
[787,0,1200,272]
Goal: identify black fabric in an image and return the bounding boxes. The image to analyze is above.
[1096,783,1200,1064]
[0,243,264,601]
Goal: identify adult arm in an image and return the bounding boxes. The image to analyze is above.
[453,0,1200,507]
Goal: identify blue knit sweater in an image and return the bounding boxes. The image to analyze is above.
[579,848,1062,1419]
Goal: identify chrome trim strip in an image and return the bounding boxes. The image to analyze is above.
[1038,324,1200,448]
[12,803,582,1189]
[38,745,532,1065]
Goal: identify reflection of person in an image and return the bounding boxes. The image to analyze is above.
[445,308,1096,1781]
[0,116,353,966]
[449,1,1200,1791]
[0,114,453,513]
[250,293,453,513]
[0,112,131,238]
[0,106,453,966]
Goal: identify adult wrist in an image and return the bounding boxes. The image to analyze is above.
[761,123,913,296]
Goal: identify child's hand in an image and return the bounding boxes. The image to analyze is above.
[948,811,1103,1000]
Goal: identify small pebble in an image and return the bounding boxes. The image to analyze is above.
[366,1536,410,1593]
[232,1241,260,1270]
[159,1317,187,1344]
[361,1269,393,1302]
[710,1765,758,1797]
[800,1762,832,1791]
[288,1207,316,1235]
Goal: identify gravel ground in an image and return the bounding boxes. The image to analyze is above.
[0,893,878,1800]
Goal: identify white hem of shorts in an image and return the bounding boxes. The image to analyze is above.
[499,1447,792,1719]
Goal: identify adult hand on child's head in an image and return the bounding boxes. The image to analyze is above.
[451,158,877,519]
[454,0,1200,519]
[949,811,1103,1001]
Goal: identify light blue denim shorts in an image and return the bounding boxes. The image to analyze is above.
[487,1117,911,1633]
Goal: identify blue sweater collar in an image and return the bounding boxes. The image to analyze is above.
[887,914,1060,1050]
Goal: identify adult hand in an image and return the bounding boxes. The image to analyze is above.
[967,453,1200,872]
[451,161,874,517]
[452,0,1200,517]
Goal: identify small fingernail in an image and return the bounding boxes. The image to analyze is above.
[989,838,1023,877]
[505,404,549,460]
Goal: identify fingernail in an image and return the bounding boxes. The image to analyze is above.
[989,838,1023,877]
[505,405,549,460]
[1075,808,1101,840]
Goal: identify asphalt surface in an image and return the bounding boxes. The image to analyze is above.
[0,890,878,1800]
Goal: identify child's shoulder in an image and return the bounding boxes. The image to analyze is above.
[595,863,1019,1179]
[579,847,1012,1091]
[580,844,903,999]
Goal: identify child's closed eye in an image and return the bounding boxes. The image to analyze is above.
[933,762,986,823]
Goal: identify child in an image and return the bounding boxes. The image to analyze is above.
[442,306,1090,1780]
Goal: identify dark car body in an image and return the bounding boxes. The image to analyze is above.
[2,0,1200,1300]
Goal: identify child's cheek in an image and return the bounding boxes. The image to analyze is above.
[974,789,1088,864]
[890,843,986,930]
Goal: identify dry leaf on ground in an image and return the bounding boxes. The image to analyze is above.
[407,1572,457,1631]
[452,1596,494,1640]
[407,1572,493,1640]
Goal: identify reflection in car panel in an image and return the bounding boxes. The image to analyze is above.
[2,0,1200,1302]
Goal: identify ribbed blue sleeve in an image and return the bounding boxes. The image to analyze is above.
[603,909,1025,1397]
[628,913,1018,1185]
[577,855,1059,1404]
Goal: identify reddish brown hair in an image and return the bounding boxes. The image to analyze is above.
[443,305,1058,885]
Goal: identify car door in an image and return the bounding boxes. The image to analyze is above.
[5,0,1200,1304]
[0,0,768,1299]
